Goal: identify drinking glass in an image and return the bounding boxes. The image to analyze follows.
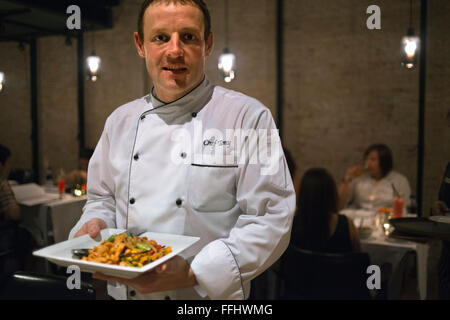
[377,208,393,236]
[58,179,65,199]
[393,196,404,218]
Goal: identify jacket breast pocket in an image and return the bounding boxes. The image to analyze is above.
[187,164,238,212]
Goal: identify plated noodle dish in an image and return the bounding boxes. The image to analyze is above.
[79,232,172,268]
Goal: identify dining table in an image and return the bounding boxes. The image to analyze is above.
[341,209,430,300]
[14,185,86,273]
[17,186,87,247]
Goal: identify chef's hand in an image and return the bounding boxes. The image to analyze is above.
[74,218,107,238]
[431,201,450,216]
[93,255,198,294]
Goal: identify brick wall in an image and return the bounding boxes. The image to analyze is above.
[0,0,448,214]
[282,0,449,215]
[0,43,31,169]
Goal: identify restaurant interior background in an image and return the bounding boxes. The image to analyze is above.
[0,0,449,299]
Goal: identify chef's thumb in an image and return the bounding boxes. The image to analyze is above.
[154,263,167,274]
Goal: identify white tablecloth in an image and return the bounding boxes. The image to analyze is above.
[20,194,86,246]
[341,209,429,300]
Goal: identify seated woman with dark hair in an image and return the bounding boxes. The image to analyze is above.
[291,168,360,253]
[338,144,411,212]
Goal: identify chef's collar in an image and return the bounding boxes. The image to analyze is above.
[147,77,214,117]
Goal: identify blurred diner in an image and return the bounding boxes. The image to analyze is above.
[338,144,411,215]
[0,144,20,222]
[0,144,34,273]
[65,148,94,190]
[431,108,450,300]
[291,168,360,253]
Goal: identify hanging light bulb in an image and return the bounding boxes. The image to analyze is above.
[0,72,4,92]
[218,48,236,83]
[87,50,101,82]
[218,0,236,83]
[401,27,420,69]
[401,0,420,69]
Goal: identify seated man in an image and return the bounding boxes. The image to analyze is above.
[435,162,450,300]
[432,109,450,300]
[0,144,34,272]
[0,144,20,222]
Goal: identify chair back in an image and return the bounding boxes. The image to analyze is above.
[0,271,96,300]
[8,168,34,184]
[279,245,372,300]
[0,223,24,274]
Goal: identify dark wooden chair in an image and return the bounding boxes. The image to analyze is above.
[0,271,96,300]
[278,245,372,300]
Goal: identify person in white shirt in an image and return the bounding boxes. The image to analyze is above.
[338,144,411,213]
[69,0,295,300]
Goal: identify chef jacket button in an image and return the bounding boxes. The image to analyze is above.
[140,115,146,120]
[130,198,135,204]
[180,152,187,159]
[191,112,197,118]
[134,153,139,161]
[164,296,171,300]
[130,290,136,297]
[176,198,182,207]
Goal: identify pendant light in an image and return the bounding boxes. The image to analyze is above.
[87,31,101,81]
[401,0,420,69]
[87,51,101,82]
[218,0,236,83]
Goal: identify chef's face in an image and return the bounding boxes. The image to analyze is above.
[364,150,382,179]
[134,2,213,102]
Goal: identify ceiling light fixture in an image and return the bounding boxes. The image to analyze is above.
[218,0,236,83]
[401,0,420,69]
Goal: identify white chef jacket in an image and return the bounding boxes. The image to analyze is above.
[345,171,411,213]
[69,77,296,300]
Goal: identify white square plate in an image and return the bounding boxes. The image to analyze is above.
[33,229,200,279]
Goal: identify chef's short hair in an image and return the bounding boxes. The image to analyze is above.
[137,0,211,42]
[364,144,393,178]
[0,144,11,166]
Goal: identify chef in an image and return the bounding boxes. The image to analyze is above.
[69,0,295,300]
